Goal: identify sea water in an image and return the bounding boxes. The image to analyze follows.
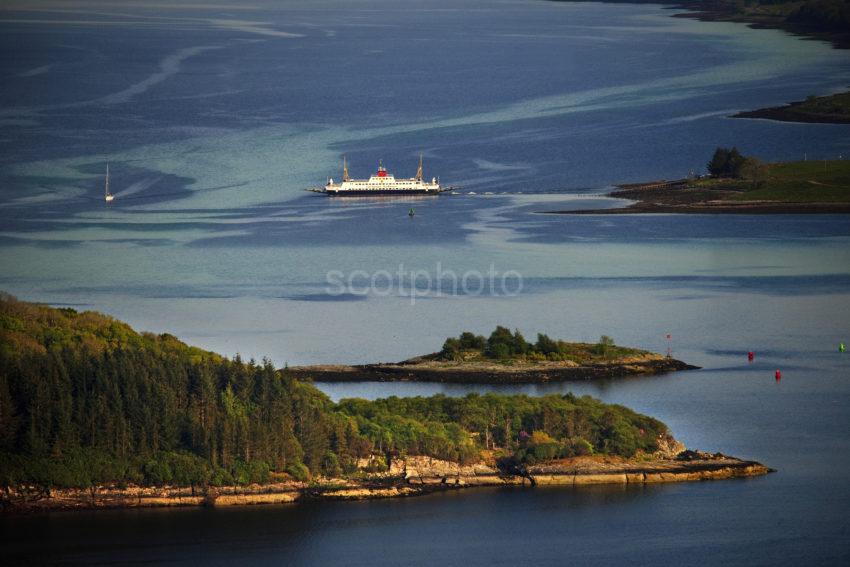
[1,0,849,564]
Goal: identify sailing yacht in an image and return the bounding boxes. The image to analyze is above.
[104,163,114,202]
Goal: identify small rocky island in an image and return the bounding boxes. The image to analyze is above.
[290,327,696,383]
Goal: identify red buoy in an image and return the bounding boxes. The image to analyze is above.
[775,369,781,381]
[748,351,754,361]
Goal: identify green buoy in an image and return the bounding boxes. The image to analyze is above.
[408,208,415,218]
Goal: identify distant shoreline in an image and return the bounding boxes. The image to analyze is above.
[551,1,850,125]
[546,159,850,215]
[549,0,850,51]
[2,453,771,514]
[732,92,850,125]
[549,200,850,215]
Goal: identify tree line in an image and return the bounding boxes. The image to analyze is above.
[439,326,635,361]
[0,294,669,493]
[707,147,769,187]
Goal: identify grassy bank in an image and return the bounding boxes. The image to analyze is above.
[693,159,850,203]
[735,90,850,124]
[548,159,850,215]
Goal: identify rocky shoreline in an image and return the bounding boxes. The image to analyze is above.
[2,452,772,514]
[288,355,696,384]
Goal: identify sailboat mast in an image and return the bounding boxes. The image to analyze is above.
[105,163,110,198]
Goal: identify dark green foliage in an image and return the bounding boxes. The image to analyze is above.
[458,332,486,350]
[441,332,488,359]
[788,0,850,31]
[0,295,342,489]
[594,335,615,356]
[0,296,671,490]
[440,337,461,359]
[535,333,559,356]
[337,392,668,460]
[485,326,530,358]
[321,452,342,477]
[707,147,747,178]
[437,327,638,362]
[284,462,310,482]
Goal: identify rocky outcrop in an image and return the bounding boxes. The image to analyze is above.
[402,456,507,486]
[2,451,772,513]
[379,452,772,490]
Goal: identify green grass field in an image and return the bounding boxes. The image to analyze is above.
[692,160,850,203]
[789,91,850,121]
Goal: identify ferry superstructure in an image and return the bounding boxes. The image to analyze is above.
[314,156,454,196]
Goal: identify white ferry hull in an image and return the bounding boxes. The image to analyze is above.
[325,187,450,196]
[314,157,456,197]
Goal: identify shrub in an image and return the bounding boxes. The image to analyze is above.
[284,462,310,482]
[458,332,486,350]
[321,452,342,478]
[594,335,615,357]
[440,337,461,359]
[535,333,560,356]
[485,326,531,359]
[570,438,594,456]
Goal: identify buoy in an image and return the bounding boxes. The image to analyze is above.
[775,369,781,381]
[747,351,754,361]
[408,208,415,218]
[840,343,846,353]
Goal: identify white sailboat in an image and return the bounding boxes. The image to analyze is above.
[104,163,114,202]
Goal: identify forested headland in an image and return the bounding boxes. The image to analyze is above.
[0,293,674,498]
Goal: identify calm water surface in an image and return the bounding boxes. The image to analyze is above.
[1,0,849,564]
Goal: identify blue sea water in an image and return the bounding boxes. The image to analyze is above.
[1,0,850,564]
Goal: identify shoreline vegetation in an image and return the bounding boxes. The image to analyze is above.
[733,90,850,124]
[290,327,697,383]
[0,296,768,514]
[547,153,850,215]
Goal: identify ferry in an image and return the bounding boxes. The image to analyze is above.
[312,156,456,196]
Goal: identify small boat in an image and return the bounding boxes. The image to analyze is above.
[104,163,114,203]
